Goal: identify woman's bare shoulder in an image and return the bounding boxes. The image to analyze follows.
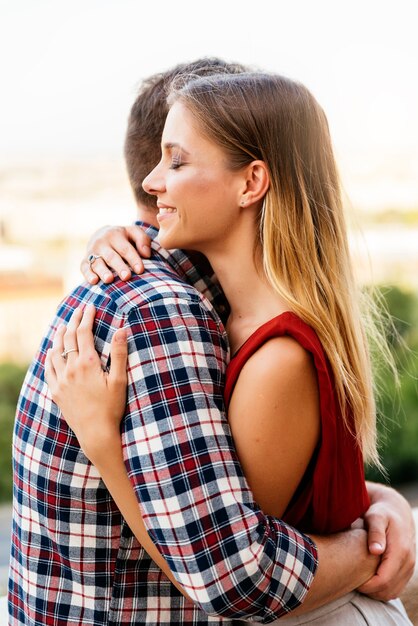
[240,335,317,390]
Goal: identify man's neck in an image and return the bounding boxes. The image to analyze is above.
[136,204,159,228]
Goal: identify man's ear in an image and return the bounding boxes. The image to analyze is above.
[239,160,270,207]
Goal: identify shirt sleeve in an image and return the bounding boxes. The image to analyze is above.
[121,294,318,623]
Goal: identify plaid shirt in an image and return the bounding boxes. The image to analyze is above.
[9,223,317,625]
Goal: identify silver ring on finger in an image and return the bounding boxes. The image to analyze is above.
[61,348,79,360]
[88,253,102,268]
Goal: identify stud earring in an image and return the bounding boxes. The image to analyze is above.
[240,199,246,206]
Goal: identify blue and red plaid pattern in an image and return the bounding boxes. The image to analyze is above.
[9,223,317,625]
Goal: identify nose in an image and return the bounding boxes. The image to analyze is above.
[142,161,165,196]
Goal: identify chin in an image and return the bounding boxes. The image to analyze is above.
[157,226,202,253]
[157,229,179,250]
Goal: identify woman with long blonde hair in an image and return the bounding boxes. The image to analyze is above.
[46,72,412,623]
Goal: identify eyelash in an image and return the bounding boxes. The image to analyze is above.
[169,154,182,170]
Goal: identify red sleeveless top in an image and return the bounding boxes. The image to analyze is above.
[224,311,370,534]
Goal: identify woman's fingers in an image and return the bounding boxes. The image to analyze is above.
[108,328,128,388]
[125,224,152,267]
[104,225,150,277]
[80,225,152,285]
[62,307,83,358]
[81,226,118,284]
[84,228,138,282]
[50,324,67,373]
[47,303,125,387]
[75,305,101,365]
[83,257,115,284]
[45,325,67,397]
[44,349,57,390]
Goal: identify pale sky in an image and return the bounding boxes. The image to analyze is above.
[1,0,418,209]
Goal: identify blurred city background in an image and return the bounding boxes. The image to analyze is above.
[1,0,418,600]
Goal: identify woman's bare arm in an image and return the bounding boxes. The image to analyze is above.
[227,335,320,517]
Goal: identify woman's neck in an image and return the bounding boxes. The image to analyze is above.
[202,227,290,354]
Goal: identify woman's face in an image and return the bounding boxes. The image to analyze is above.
[142,101,246,253]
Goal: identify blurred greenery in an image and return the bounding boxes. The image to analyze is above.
[0,286,417,503]
[0,363,26,502]
[366,285,418,484]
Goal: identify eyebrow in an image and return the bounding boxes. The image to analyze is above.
[163,142,191,155]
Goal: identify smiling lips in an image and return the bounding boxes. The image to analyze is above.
[157,205,177,222]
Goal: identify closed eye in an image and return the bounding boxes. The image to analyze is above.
[169,154,182,170]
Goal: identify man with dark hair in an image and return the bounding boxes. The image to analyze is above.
[10,59,415,626]
[124,58,247,209]
[82,57,248,285]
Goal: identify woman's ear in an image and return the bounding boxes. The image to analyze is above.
[239,160,270,207]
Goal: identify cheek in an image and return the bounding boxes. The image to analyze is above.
[170,176,216,221]
[166,174,194,203]
[169,167,239,222]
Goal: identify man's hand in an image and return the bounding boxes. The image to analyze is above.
[81,224,152,284]
[358,481,416,600]
[290,528,379,615]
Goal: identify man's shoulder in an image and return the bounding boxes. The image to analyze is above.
[107,259,203,312]
[60,257,211,319]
